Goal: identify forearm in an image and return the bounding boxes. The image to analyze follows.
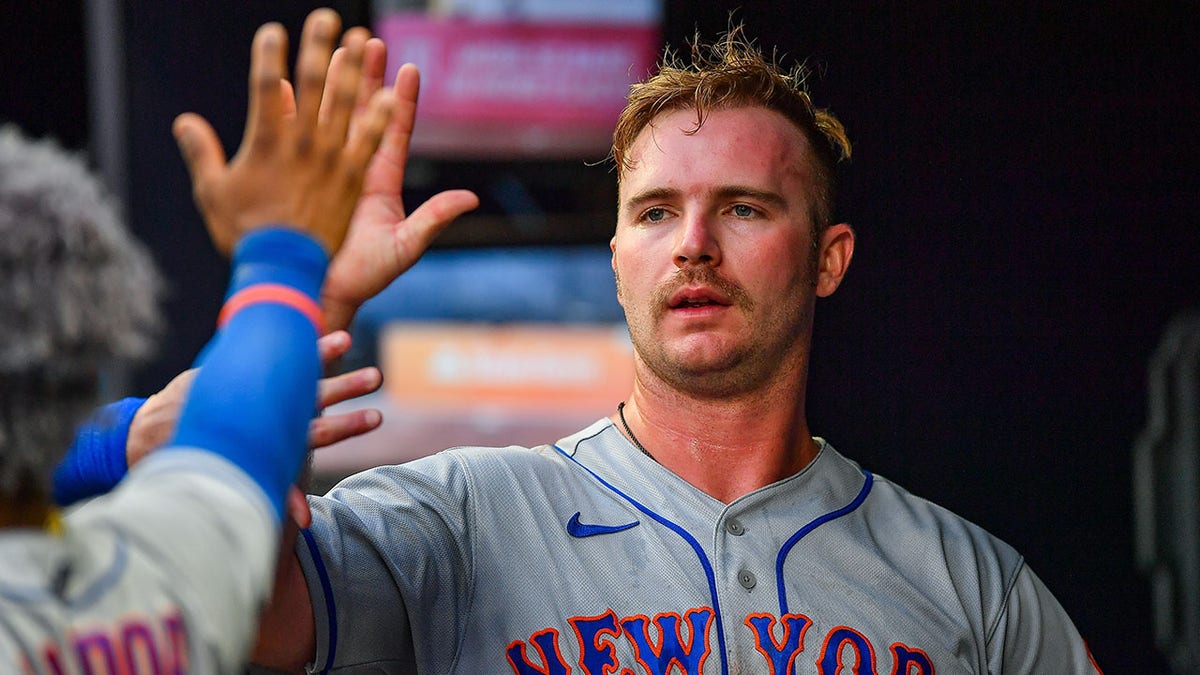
[170,227,327,519]
[250,547,317,673]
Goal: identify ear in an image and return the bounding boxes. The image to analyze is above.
[610,235,625,306]
[815,223,854,298]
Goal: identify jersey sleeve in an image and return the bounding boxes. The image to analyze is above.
[297,452,476,673]
[58,450,280,673]
[988,562,1102,672]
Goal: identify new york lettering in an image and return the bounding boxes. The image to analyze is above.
[506,609,934,674]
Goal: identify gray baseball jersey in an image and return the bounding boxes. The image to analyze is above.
[1,450,277,674]
[299,419,1100,674]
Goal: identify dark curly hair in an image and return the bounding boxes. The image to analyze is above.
[0,125,163,500]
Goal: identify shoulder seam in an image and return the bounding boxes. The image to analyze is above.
[984,555,1028,647]
[449,449,477,671]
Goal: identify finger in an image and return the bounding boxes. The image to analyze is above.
[320,34,381,126]
[317,329,352,363]
[173,112,237,254]
[280,79,297,122]
[318,45,349,124]
[338,36,388,144]
[321,27,370,144]
[359,37,388,109]
[343,88,397,173]
[391,62,420,146]
[401,189,481,250]
[245,22,288,152]
[293,9,343,144]
[388,64,421,165]
[317,366,383,410]
[308,408,382,450]
[359,62,419,197]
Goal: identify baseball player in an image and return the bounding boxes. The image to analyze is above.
[238,29,1105,675]
[0,9,396,673]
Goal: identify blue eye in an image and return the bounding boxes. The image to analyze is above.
[732,204,755,218]
[644,207,667,222]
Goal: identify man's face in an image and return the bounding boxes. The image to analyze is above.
[612,106,826,398]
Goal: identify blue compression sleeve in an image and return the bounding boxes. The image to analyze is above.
[53,397,146,506]
[168,228,327,521]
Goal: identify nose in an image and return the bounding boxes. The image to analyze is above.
[672,212,721,269]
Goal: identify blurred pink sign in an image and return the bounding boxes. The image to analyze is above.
[376,14,660,157]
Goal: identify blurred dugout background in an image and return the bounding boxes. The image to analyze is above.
[3,1,1198,671]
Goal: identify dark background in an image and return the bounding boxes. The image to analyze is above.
[4,2,1197,672]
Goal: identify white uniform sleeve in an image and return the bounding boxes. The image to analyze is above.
[62,450,280,673]
[988,563,1102,673]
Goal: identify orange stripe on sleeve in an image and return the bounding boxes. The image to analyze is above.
[217,283,324,335]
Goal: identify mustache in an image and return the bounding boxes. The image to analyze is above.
[651,266,753,311]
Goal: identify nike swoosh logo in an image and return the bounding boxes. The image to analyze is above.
[566,512,640,538]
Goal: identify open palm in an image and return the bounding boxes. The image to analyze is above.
[320,42,479,332]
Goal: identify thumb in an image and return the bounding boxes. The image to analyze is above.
[173,112,235,254]
[172,112,226,190]
[404,189,481,250]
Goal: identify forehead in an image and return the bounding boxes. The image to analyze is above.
[618,106,816,203]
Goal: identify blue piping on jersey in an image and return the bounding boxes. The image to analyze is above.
[302,527,338,675]
[552,444,731,675]
[775,470,873,616]
[0,527,128,608]
[71,529,130,610]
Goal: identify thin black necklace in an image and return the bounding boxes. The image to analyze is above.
[617,401,657,462]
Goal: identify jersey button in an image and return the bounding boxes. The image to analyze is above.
[726,518,745,536]
[737,569,757,590]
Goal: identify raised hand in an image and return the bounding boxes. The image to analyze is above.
[172,9,397,257]
[318,40,481,332]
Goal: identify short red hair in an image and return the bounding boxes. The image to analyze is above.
[612,26,851,228]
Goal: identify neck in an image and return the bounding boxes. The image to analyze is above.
[614,371,819,503]
[0,496,53,529]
